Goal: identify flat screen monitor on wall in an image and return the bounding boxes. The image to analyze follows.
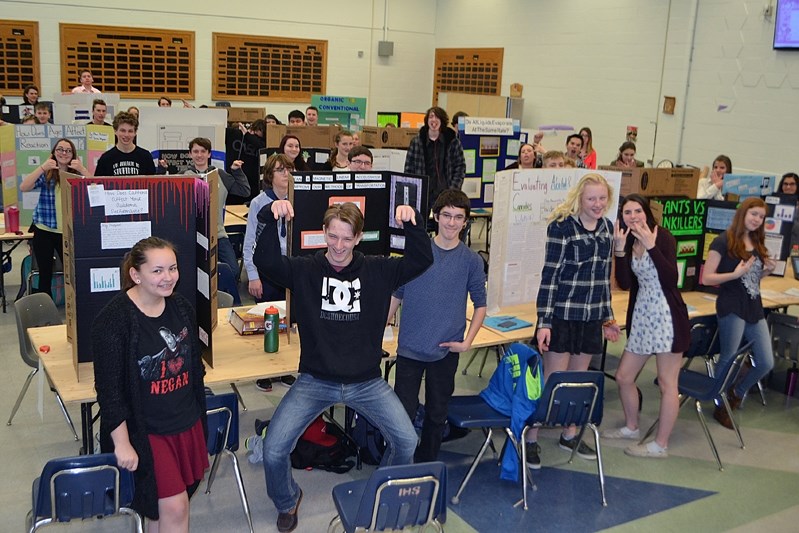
[774,0,799,49]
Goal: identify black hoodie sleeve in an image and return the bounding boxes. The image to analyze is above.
[394,208,434,288]
[253,205,294,290]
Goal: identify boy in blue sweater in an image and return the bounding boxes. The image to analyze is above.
[388,189,487,462]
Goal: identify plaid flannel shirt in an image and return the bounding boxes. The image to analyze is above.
[32,174,58,229]
[536,215,613,329]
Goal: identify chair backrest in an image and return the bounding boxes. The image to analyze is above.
[206,392,240,454]
[685,315,719,359]
[32,453,135,523]
[532,371,605,427]
[217,291,235,309]
[713,341,754,397]
[354,461,447,531]
[768,312,799,363]
[14,293,63,368]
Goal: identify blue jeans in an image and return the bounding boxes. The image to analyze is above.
[262,373,417,513]
[718,313,774,397]
[217,237,239,277]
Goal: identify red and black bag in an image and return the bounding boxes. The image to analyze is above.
[290,416,355,473]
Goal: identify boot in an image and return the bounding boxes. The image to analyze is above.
[727,387,743,411]
[713,405,735,430]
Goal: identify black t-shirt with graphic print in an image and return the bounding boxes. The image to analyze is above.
[709,231,765,323]
[134,297,200,435]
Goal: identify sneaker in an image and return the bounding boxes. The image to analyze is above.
[280,375,296,387]
[277,489,303,532]
[559,435,597,460]
[254,418,270,437]
[624,441,668,459]
[525,441,542,469]
[713,405,735,430]
[255,378,273,392]
[601,426,640,440]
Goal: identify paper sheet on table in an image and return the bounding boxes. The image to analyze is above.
[247,301,287,319]
[383,325,394,342]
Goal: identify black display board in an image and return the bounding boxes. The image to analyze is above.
[63,174,216,376]
[288,170,428,257]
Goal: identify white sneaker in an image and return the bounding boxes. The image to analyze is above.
[624,441,668,459]
[601,426,640,440]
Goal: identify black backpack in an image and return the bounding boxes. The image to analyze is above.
[290,416,355,474]
[348,411,387,466]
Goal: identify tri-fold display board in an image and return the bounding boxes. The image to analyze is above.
[287,170,429,257]
[62,172,218,380]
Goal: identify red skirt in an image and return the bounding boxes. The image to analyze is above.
[148,419,209,499]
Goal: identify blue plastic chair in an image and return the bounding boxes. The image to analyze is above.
[205,393,254,533]
[641,341,752,471]
[327,461,447,533]
[446,395,514,505]
[27,453,143,532]
[521,371,606,509]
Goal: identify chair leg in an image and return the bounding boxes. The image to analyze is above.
[229,383,247,411]
[120,507,145,533]
[224,449,254,533]
[50,388,79,441]
[7,368,36,425]
[640,394,688,444]
[451,428,494,504]
[327,516,343,533]
[462,348,485,376]
[205,451,223,494]
[719,394,745,449]
[588,423,607,506]
[694,400,724,471]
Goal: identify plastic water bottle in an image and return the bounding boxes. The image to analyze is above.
[5,205,20,234]
[264,306,279,353]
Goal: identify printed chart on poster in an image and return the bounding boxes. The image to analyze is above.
[487,168,621,313]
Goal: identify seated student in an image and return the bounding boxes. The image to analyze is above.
[389,189,487,462]
[347,145,373,170]
[322,130,354,171]
[23,84,39,105]
[277,134,308,171]
[158,96,172,107]
[503,143,536,170]
[87,99,110,126]
[21,114,37,125]
[34,103,52,125]
[777,172,799,251]
[609,141,645,168]
[351,132,361,147]
[542,150,567,168]
[451,110,468,130]
[127,106,140,120]
[71,69,101,94]
[579,127,598,169]
[564,133,586,168]
[265,114,281,125]
[287,109,305,125]
[304,106,318,126]
[182,137,249,275]
[95,112,157,176]
[696,155,732,200]
[244,154,296,392]
[253,200,433,533]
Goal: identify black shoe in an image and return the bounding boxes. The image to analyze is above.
[254,418,270,437]
[525,441,541,470]
[277,489,302,532]
[558,435,597,460]
[280,375,296,387]
[255,378,273,392]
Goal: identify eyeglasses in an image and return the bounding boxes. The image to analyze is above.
[274,166,293,174]
[349,159,372,167]
[55,148,73,154]
[438,212,466,223]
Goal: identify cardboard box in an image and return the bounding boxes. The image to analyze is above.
[598,167,699,198]
[360,126,419,149]
[229,308,265,335]
[227,107,265,123]
[266,124,342,149]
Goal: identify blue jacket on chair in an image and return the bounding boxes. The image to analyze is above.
[480,342,542,481]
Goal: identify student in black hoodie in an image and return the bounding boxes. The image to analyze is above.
[253,200,432,533]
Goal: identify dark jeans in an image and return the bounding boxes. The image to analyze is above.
[217,237,239,278]
[31,224,63,300]
[394,352,459,462]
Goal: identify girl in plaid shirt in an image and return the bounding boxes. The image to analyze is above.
[524,173,621,468]
[21,138,90,299]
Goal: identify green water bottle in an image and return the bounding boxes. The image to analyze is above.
[264,306,280,353]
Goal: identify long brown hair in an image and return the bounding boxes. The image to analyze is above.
[47,138,79,184]
[726,197,768,261]
[121,237,177,291]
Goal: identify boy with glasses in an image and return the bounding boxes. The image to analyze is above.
[388,189,487,462]
[347,146,373,170]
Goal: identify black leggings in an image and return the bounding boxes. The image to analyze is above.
[31,224,63,299]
